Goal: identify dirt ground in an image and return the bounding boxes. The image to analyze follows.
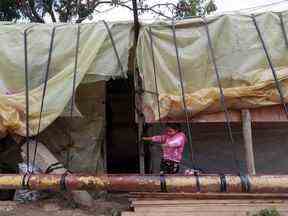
[0,193,129,216]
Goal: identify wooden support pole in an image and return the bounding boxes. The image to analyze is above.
[241,109,256,175]
[138,119,145,174]
[102,128,107,173]
[103,83,107,173]
[131,0,145,174]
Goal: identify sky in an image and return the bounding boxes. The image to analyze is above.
[87,0,288,22]
[215,0,288,13]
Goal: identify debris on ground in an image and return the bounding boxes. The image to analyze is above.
[0,193,129,216]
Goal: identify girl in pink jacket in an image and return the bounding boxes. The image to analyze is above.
[143,124,187,174]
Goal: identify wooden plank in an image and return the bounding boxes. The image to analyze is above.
[132,199,288,205]
[134,203,288,208]
[122,211,288,216]
[129,192,288,200]
[241,109,256,175]
[134,205,288,213]
[160,105,288,123]
[121,212,136,216]
[125,197,288,216]
[127,192,288,216]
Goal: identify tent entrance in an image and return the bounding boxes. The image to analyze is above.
[106,77,139,173]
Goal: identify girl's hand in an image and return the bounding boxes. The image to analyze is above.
[142,137,152,141]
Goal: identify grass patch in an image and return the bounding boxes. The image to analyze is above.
[250,208,280,216]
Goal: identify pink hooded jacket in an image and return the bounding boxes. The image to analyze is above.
[151,132,187,162]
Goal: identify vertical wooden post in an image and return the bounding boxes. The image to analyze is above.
[102,128,107,173]
[131,0,145,174]
[241,109,256,175]
[103,82,107,173]
[138,118,145,174]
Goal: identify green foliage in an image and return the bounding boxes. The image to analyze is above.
[0,0,20,21]
[176,0,217,18]
[0,0,102,23]
[1,0,217,22]
[53,0,96,23]
[251,208,280,216]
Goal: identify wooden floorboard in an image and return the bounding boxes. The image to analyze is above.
[123,192,288,216]
[129,192,288,200]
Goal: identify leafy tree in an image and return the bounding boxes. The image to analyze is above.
[0,0,21,21]
[16,0,117,23]
[176,0,217,18]
[0,0,217,23]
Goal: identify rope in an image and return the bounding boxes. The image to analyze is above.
[160,173,167,192]
[60,171,70,191]
[23,25,35,173]
[66,24,81,170]
[195,171,201,192]
[45,162,65,174]
[32,26,56,168]
[21,172,32,189]
[102,20,124,77]
[220,174,227,192]
[239,174,251,193]
[136,89,159,96]
[280,13,288,49]
[148,27,162,125]
[147,27,166,172]
[202,17,241,173]
[252,15,288,118]
[171,18,194,162]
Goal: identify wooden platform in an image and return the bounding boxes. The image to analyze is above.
[122,193,288,216]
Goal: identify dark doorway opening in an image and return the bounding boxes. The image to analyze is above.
[106,77,139,173]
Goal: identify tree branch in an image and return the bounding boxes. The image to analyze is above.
[43,1,57,23]
[49,8,57,22]
[77,0,174,22]
[27,0,44,22]
[18,0,177,23]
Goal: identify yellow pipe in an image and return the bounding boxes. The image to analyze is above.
[0,174,288,193]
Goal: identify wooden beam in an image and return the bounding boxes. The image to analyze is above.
[241,109,256,175]
[129,192,288,200]
[138,119,145,174]
[103,129,107,173]
[131,0,145,174]
[160,105,288,123]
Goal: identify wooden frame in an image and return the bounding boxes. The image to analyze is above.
[189,105,288,123]
[158,105,287,175]
[194,105,288,175]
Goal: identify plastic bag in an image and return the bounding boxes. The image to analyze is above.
[14,163,43,203]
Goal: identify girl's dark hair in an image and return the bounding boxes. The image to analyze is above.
[166,123,181,131]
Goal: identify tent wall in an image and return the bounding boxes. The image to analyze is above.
[0,21,133,136]
[137,11,288,123]
[39,81,106,173]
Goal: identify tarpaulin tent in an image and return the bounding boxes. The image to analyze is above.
[137,11,288,122]
[0,21,133,136]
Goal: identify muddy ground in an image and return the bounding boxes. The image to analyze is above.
[0,193,129,216]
